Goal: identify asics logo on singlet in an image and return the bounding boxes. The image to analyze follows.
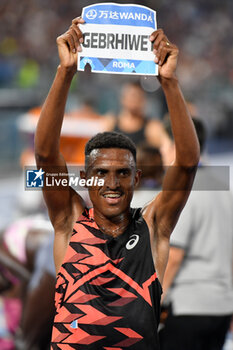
[126,234,139,250]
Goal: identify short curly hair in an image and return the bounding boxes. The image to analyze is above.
[85,131,137,167]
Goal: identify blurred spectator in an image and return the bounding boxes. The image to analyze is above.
[18,99,108,166]
[159,118,233,350]
[15,235,56,350]
[0,216,53,350]
[108,81,162,147]
[17,59,39,89]
[131,143,164,207]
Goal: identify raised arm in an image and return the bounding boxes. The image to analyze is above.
[143,29,200,282]
[34,18,85,271]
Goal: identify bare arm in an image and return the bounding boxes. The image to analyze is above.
[20,272,56,350]
[161,246,185,302]
[0,248,31,282]
[34,18,85,270]
[143,30,200,282]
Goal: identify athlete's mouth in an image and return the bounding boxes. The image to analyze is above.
[103,192,122,198]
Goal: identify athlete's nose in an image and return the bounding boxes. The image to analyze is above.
[105,172,119,189]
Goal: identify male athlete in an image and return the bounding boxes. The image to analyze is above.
[35,17,200,349]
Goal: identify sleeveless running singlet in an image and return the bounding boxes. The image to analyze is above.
[51,208,162,349]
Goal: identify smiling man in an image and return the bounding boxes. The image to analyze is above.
[35,17,199,350]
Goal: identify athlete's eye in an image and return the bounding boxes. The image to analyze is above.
[119,169,130,177]
[96,169,107,176]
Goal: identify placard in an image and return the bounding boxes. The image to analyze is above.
[78,3,157,75]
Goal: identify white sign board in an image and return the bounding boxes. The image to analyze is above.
[78,3,157,75]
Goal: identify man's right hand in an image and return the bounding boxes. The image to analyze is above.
[56,17,85,71]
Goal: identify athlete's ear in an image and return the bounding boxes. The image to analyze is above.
[134,169,142,188]
[80,170,88,188]
[80,170,86,180]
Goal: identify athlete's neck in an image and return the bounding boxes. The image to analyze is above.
[94,209,132,237]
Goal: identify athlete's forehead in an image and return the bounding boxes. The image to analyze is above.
[86,148,136,170]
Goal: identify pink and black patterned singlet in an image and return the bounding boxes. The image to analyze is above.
[51,208,162,349]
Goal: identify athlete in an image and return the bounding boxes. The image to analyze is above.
[35,17,200,349]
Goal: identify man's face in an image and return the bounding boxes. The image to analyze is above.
[121,84,146,116]
[82,148,140,218]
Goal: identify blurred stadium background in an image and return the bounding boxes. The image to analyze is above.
[0,0,232,225]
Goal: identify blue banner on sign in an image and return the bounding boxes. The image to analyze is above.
[83,3,156,28]
[79,57,156,75]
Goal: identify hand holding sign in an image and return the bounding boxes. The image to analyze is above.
[150,29,179,80]
[56,17,84,72]
[55,5,178,79]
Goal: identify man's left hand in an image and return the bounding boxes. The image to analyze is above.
[150,29,179,80]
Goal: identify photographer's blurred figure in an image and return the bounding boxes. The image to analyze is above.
[159,118,233,350]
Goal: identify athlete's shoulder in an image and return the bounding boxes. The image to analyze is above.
[73,207,92,224]
[131,207,143,220]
